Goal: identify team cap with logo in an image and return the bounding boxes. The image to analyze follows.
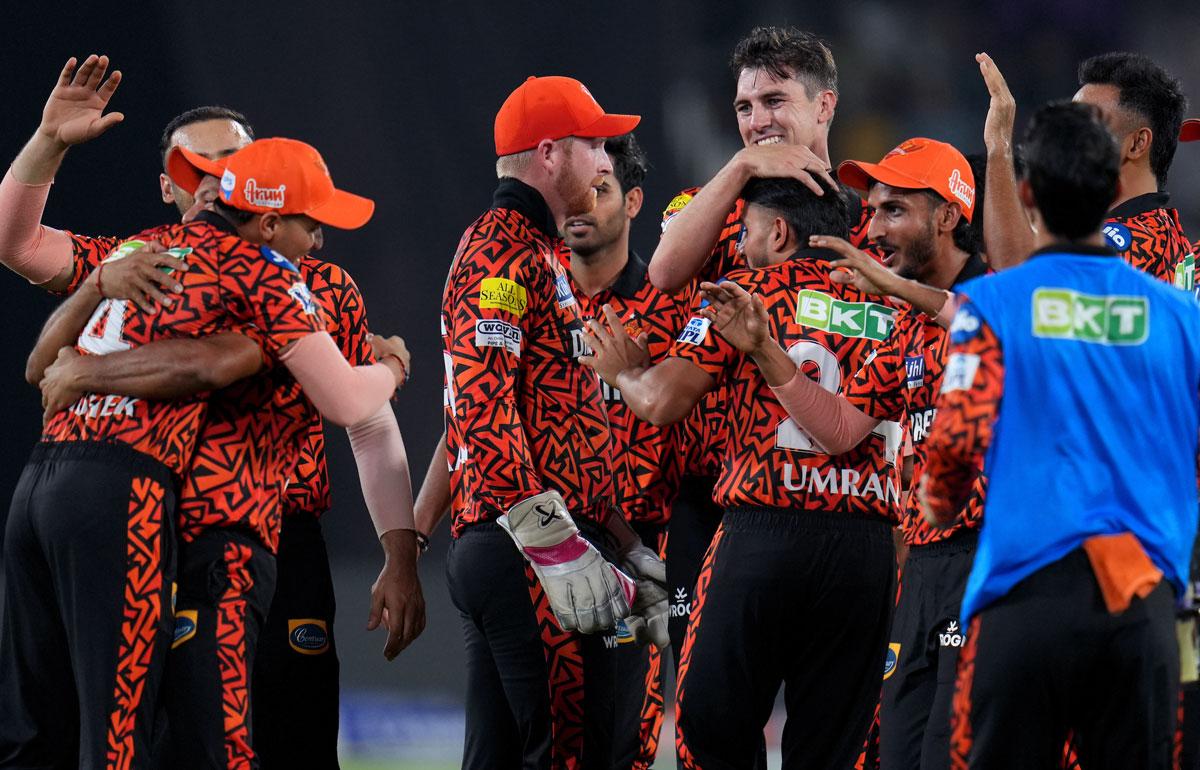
[838,138,976,223]
[167,137,375,229]
[493,75,641,156]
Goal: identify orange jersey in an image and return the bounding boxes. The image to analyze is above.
[1103,192,1193,284]
[442,179,615,536]
[42,217,323,480]
[669,249,903,519]
[570,252,691,525]
[283,257,376,518]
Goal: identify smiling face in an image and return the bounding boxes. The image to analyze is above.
[734,67,831,149]
[866,184,941,281]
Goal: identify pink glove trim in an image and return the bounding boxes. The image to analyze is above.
[612,566,637,606]
[0,168,73,284]
[281,331,396,427]
[524,535,590,566]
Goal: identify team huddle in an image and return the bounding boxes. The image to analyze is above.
[0,23,1198,770]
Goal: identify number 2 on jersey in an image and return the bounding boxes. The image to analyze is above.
[78,299,132,355]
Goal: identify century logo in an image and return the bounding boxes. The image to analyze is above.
[288,619,329,655]
[795,290,894,341]
[1032,287,1148,345]
[669,587,691,618]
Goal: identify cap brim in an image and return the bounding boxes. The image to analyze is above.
[305,188,376,230]
[1181,119,1200,142]
[574,113,642,139]
[837,159,931,194]
[166,145,228,194]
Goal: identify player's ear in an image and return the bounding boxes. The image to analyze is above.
[772,216,790,253]
[160,173,175,205]
[939,201,963,236]
[1017,178,1037,211]
[1126,126,1152,163]
[259,211,281,242]
[625,186,644,220]
[816,89,838,125]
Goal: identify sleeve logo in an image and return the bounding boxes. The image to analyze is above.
[1031,287,1148,345]
[904,355,925,389]
[949,304,981,343]
[795,290,894,341]
[555,274,577,309]
[941,352,981,393]
[288,281,319,315]
[475,319,522,356]
[661,191,694,233]
[676,316,711,345]
[478,277,528,317]
[1102,221,1132,253]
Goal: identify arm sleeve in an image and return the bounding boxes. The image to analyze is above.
[445,238,543,514]
[770,369,881,455]
[0,168,74,284]
[922,301,1005,522]
[346,403,415,537]
[279,332,396,427]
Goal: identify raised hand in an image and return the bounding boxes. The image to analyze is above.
[698,281,771,354]
[977,53,1016,156]
[38,55,125,149]
[812,234,901,298]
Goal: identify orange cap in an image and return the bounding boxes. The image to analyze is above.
[838,138,975,223]
[167,138,375,229]
[494,76,641,156]
[1180,119,1200,142]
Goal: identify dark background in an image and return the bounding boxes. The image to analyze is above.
[1,0,1198,703]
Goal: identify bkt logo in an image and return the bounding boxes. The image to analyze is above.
[939,620,966,648]
[669,587,691,618]
[795,290,894,341]
[288,619,330,655]
[1032,287,1148,345]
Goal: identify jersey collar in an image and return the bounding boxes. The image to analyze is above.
[606,251,650,300]
[493,177,557,240]
[1109,190,1172,220]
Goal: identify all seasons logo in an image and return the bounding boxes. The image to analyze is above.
[795,290,895,341]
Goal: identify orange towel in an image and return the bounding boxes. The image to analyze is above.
[1082,532,1162,614]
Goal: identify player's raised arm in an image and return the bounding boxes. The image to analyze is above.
[1,56,126,291]
[977,53,1036,269]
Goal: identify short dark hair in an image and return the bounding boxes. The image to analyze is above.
[730,26,838,98]
[1078,52,1186,188]
[211,197,255,225]
[604,133,648,195]
[159,106,255,166]
[1021,101,1119,240]
[742,176,849,245]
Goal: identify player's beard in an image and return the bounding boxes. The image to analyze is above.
[896,220,937,281]
[556,145,600,219]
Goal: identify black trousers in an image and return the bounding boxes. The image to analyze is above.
[0,441,176,770]
[675,508,896,770]
[613,523,666,770]
[951,548,1179,770]
[665,476,724,664]
[447,522,620,770]
[164,529,277,770]
[880,534,976,770]
[251,512,340,770]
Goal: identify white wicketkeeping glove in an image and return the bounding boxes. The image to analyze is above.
[498,491,636,635]
[618,542,670,650]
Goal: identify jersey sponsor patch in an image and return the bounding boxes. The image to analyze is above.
[288,281,319,315]
[478,277,528,316]
[288,619,330,655]
[172,609,198,649]
[261,245,300,274]
[941,352,981,393]
[1103,221,1132,253]
[795,290,895,341]
[475,318,522,355]
[1031,287,1149,345]
[904,355,925,389]
[949,303,982,343]
[883,642,901,680]
[1174,252,1196,293]
[676,316,711,345]
[661,191,694,233]
[555,274,577,308]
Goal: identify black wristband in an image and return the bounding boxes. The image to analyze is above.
[415,531,430,553]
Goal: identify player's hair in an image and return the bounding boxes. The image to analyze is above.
[742,176,849,245]
[605,133,648,195]
[159,106,255,167]
[1078,52,1186,188]
[212,197,255,225]
[1021,101,1119,240]
[496,149,534,179]
[729,26,838,98]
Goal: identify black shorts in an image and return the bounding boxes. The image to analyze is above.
[446,520,621,770]
[951,548,1179,770]
[880,533,976,770]
[675,507,896,770]
[163,528,277,770]
[0,441,177,770]
[665,475,724,663]
[252,511,339,770]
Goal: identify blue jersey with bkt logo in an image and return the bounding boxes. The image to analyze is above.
[955,246,1200,623]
